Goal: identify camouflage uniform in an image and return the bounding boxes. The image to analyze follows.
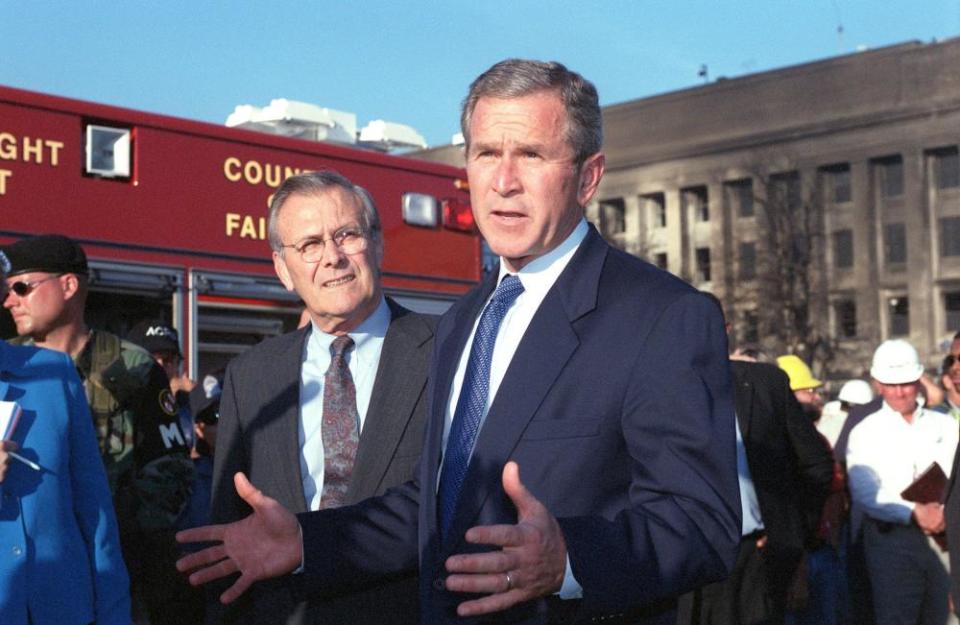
[14,330,193,623]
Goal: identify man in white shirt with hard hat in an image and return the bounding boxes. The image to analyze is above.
[847,339,958,625]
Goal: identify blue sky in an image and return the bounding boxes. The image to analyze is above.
[2,1,958,147]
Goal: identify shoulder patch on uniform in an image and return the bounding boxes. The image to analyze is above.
[159,389,178,416]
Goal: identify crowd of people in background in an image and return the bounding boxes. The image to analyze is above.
[3,57,960,625]
[719,330,960,625]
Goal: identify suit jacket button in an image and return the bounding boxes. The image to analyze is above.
[433,577,445,591]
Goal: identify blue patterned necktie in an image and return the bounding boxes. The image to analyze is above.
[319,335,359,509]
[438,274,525,539]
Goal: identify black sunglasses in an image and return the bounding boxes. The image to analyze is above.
[6,275,61,297]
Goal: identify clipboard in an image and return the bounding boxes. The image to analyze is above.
[901,461,949,551]
[901,462,948,504]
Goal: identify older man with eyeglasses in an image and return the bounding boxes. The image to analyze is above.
[206,170,435,625]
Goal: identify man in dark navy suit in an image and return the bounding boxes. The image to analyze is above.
[179,59,741,625]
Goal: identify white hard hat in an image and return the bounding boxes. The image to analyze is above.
[838,379,873,405]
[870,339,924,384]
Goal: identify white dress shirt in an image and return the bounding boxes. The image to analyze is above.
[846,398,958,528]
[441,218,589,599]
[299,297,390,511]
[736,418,765,536]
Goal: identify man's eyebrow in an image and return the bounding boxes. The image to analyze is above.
[469,141,500,153]
[470,140,548,154]
[513,141,547,153]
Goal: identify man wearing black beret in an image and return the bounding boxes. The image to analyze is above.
[2,233,194,625]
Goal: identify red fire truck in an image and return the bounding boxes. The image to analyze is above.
[0,85,482,378]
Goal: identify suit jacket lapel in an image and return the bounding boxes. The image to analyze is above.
[347,299,432,503]
[432,276,498,419]
[268,327,311,513]
[421,272,499,540]
[427,272,499,472]
[443,227,607,550]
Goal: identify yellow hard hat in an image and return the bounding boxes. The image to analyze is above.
[776,354,822,391]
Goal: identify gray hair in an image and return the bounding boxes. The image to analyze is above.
[267,171,382,253]
[460,59,603,167]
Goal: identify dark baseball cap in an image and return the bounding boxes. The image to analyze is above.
[2,234,89,277]
[127,320,181,356]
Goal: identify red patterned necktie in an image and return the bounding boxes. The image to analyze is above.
[319,335,359,509]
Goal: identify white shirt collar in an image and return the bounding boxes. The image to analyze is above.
[307,296,390,352]
[496,218,589,297]
[879,394,927,422]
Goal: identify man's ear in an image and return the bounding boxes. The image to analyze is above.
[60,273,81,301]
[272,252,295,292]
[577,152,605,206]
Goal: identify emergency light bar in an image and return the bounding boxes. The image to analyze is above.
[442,198,475,232]
[402,192,439,227]
[402,193,475,233]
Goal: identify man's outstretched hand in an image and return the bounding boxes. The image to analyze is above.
[444,461,567,617]
[176,472,302,604]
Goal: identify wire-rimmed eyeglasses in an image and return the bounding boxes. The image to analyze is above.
[279,227,370,262]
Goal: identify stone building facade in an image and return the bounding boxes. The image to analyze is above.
[595,38,960,377]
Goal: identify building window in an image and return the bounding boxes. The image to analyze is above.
[875,155,904,198]
[946,291,960,333]
[743,310,759,344]
[643,193,666,228]
[822,163,852,203]
[940,217,960,257]
[695,247,711,282]
[833,229,854,269]
[598,197,626,237]
[884,222,907,265]
[654,252,668,270]
[683,186,709,222]
[888,296,909,336]
[739,242,756,280]
[725,179,754,217]
[931,147,960,190]
[834,300,857,338]
[770,171,801,211]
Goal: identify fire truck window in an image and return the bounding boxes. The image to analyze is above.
[86,290,173,339]
[196,307,300,377]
